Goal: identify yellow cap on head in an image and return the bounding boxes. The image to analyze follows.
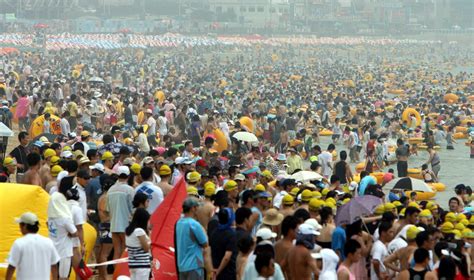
[50,156,60,166]
[384,203,396,211]
[261,170,273,179]
[321,188,330,196]
[419,209,433,218]
[426,201,438,211]
[3,157,16,167]
[289,187,300,197]
[130,163,141,175]
[282,194,295,206]
[460,219,469,227]
[457,213,467,222]
[159,165,172,176]
[101,151,114,161]
[452,229,462,240]
[225,180,238,192]
[408,202,419,209]
[445,212,457,223]
[455,222,465,231]
[393,201,402,207]
[406,226,423,240]
[440,222,454,233]
[374,204,385,215]
[399,208,406,217]
[186,171,201,183]
[254,184,266,192]
[204,182,216,197]
[301,189,313,202]
[50,165,63,177]
[187,187,199,196]
[342,198,351,205]
[309,198,325,211]
[312,191,322,199]
[43,148,56,159]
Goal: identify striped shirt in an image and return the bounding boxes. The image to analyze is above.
[126,228,151,269]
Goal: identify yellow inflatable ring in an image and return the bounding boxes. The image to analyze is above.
[405,191,436,201]
[370,172,385,185]
[212,129,228,153]
[239,116,254,132]
[444,93,459,103]
[453,132,467,139]
[319,129,334,136]
[428,182,446,192]
[461,119,473,125]
[402,108,422,127]
[352,174,361,183]
[389,89,404,95]
[355,162,366,173]
[29,114,62,138]
[407,168,423,180]
[408,138,424,145]
[455,126,468,133]
[418,145,441,150]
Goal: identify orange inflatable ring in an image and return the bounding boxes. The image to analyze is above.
[212,129,228,153]
[455,126,468,133]
[453,132,467,139]
[402,108,422,127]
[443,93,459,103]
[461,119,473,125]
[319,129,334,136]
[370,172,385,185]
[418,145,440,150]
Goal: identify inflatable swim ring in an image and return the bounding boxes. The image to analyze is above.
[428,182,446,192]
[212,129,228,153]
[453,132,467,139]
[455,126,468,133]
[29,114,62,138]
[402,108,422,127]
[355,162,365,173]
[370,172,385,185]
[418,145,441,150]
[407,168,423,180]
[352,174,361,183]
[404,191,436,201]
[461,119,474,125]
[443,93,459,103]
[239,116,254,132]
[319,129,334,136]
[408,138,424,145]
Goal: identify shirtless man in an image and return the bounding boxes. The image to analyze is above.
[39,148,55,188]
[97,175,114,280]
[282,224,319,279]
[384,225,422,273]
[157,165,173,196]
[196,182,216,230]
[22,153,42,186]
[274,216,298,266]
[279,195,295,218]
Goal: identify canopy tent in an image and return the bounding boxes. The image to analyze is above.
[0,123,13,137]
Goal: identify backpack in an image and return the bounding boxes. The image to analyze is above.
[0,109,11,128]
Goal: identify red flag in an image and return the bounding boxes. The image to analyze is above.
[151,176,187,279]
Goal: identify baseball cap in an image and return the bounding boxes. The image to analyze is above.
[73,150,85,159]
[298,223,319,235]
[312,191,322,199]
[50,156,60,166]
[101,151,114,161]
[282,194,294,206]
[256,228,277,240]
[321,188,330,196]
[254,191,271,199]
[440,222,454,233]
[419,209,433,218]
[304,218,323,232]
[81,131,91,137]
[159,165,172,176]
[234,174,246,181]
[374,204,385,215]
[445,212,457,223]
[289,187,300,197]
[3,157,16,167]
[254,184,266,192]
[43,148,56,159]
[186,171,201,183]
[426,201,438,211]
[195,159,207,168]
[116,166,130,177]
[79,157,91,165]
[224,180,238,192]
[384,203,396,212]
[309,198,325,211]
[130,163,141,175]
[142,156,154,165]
[301,189,313,202]
[204,182,216,197]
[182,198,202,211]
[406,226,424,240]
[187,187,199,196]
[51,165,63,177]
[15,212,39,225]
[90,163,105,173]
[60,150,73,159]
[261,170,273,179]
[276,154,287,161]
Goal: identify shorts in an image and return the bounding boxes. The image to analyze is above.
[130,268,151,280]
[58,257,72,278]
[179,268,205,280]
[99,222,112,244]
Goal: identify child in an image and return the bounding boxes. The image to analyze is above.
[410,143,418,156]
[125,208,151,280]
[421,164,437,183]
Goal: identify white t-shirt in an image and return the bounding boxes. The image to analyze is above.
[273,190,288,209]
[8,233,60,280]
[147,117,157,136]
[125,228,149,248]
[318,151,333,177]
[68,201,85,247]
[135,181,164,215]
[370,240,388,280]
[75,183,88,221]
[47,217,77,258]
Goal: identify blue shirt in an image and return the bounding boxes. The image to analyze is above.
[176,217,208,273]
[331,226,347,260]
[359,176,376,196]
[250,206,263,236]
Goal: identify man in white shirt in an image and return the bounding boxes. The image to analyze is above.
[7,212,60,280]
[319,144,335,179]
[370,221,395,280]
[135,166,164,215]
[75,170,91,221]
[60,111,71,136]
[146,109,157,136]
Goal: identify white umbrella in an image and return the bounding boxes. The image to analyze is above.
[384,177,434,193]
[88,76,104,83]
[233,131,258,142]
[290,171,323,182]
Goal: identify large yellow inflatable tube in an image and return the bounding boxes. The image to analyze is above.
[402,108,422,127]
[370,172,385,185]
[212,129,228,153]
[428,182,446,192]
[455,126,468,133]
[453,132,467,139]
[319,129,334,136]
[408,138,424,145]
[418,145,440,150]
[0,184,97,279]
[389,89,404,95]
[239,116,254,132]
[405,191,436,201]
[407,168,423,180]
[29,114,62,138]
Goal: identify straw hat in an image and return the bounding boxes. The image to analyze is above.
[262,208,284,226]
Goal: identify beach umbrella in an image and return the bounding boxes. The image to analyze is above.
[384,177,434,193]
[233,131,258,142]
[335,195,383,226]
[290,171,323,182]
[88,77,104,83]
[33,23,49,29]
[0,47,20,55]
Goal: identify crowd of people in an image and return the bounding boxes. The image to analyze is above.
[1,39,473,280]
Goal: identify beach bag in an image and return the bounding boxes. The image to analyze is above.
[74,259,93,279]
